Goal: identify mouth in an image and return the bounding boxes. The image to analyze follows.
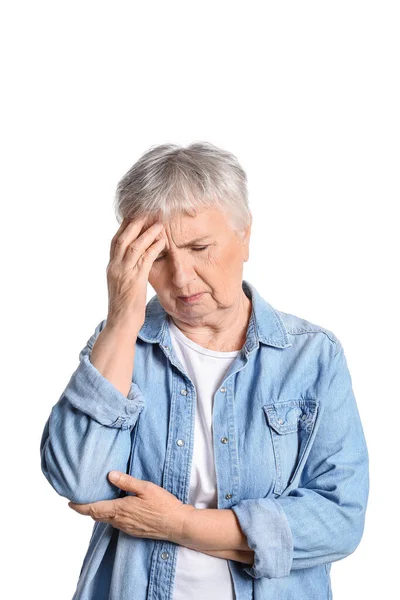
[178,292,205,303]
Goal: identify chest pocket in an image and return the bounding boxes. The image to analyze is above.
[263,399,319,496]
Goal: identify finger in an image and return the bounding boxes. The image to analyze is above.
[108,471,148,495]
[109,217,131,262]
[137,236,167,277]
[89,499,119,522]
[122,221,165,271]
[68,501,92,516]
[109,215,148,263]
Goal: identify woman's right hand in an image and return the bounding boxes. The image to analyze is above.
[105,216,166,333]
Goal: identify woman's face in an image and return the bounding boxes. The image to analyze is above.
[146,206,251,325]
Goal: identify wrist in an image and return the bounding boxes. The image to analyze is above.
[103,321,140,341]
[172,503,197,546]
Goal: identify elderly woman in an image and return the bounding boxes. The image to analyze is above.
[40,142,369,600]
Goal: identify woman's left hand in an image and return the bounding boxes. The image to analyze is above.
[68,471,195,544]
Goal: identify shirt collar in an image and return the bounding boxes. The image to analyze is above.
[137,279,292,351]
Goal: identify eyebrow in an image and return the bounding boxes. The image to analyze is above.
[157,236,211,250]
[174,236,211,249]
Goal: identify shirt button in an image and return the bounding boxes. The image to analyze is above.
[161,551,169,560]
[221,437,229,444]
[220,387,226,393]
[225,492,232,499]
[180,389,188,396]
[278,418,284,424]
[176,439,185,446]
[163,345,169,350]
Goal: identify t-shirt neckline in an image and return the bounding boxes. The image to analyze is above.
[167,316,241,358]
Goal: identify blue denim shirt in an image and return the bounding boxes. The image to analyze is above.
[40,279,369,600]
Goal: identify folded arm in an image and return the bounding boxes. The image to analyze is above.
[176,506,254,564]
[177,341,369,579]
[40,320,145,504]
[230,342,370,579]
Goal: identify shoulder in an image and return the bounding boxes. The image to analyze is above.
[277,308,342,351]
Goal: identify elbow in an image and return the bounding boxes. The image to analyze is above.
[40,464,117,504]
[40,454,119,504]
[333,501,368,562]
[335,462,370,560]
[342,515,367,558]
[40,440,117,504]
[40,447,75,501]
[40,459,74,502]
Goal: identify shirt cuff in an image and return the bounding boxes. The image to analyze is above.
[63,353,145,429]
[231,497,294,579]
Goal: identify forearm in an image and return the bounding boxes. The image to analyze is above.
[194,548,254,565]
[90,324,138,398]
[178,506,252,552]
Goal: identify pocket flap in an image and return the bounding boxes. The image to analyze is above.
[263,399,319,435]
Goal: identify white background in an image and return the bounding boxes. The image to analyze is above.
[1,1,398,598]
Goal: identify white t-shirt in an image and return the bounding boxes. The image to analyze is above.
[168,316,239,600]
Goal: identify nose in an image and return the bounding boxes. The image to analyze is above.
[168,253,198,291]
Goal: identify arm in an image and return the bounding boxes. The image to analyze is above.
[200,549,255,565]
[40,319,145,504]
[229,341,370,579]
[178,506,252,552]
[176,505,254,563]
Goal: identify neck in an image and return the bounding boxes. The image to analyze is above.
[169,290,252,352]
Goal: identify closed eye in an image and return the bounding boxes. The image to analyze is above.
[154,246,209,262]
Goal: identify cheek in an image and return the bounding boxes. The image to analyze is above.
[207,247,239,272]
[201,252,222,271]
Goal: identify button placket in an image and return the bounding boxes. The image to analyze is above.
[216,384,234,504]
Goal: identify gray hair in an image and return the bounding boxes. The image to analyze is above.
[113,141,252,237]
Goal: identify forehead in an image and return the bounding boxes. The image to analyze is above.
[143,206,230,237]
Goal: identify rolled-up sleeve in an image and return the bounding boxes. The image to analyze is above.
[40,319,145,504]
[231,342,369,579]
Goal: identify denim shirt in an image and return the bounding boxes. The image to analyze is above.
[40,279,369,600]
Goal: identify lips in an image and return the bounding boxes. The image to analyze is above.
[178,292,205,302]
[178,293,203,298]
